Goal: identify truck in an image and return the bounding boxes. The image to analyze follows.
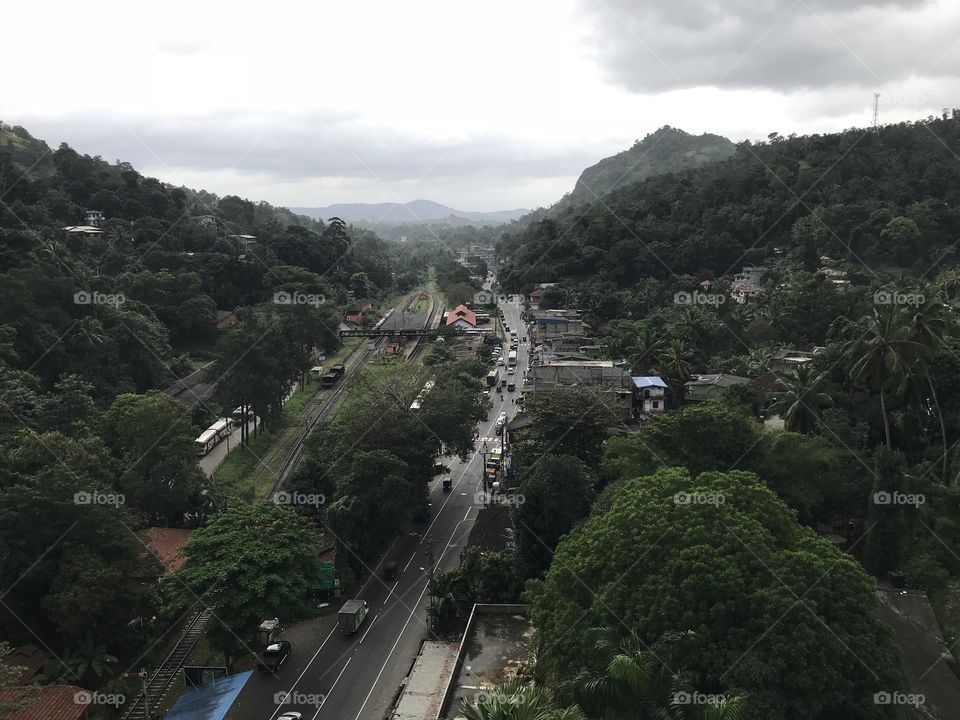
[321,363,347,388]
[337,599,369,634]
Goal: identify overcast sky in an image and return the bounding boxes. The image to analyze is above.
[3,0,957,211]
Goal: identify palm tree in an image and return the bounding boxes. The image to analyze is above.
[906,298,952,482]
[657,339,692,407]
[627,326,665,375]
[460,680,585,720]
[845,305,923,449]
[769,364,832,434]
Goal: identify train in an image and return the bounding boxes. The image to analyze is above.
[321,363,347,388]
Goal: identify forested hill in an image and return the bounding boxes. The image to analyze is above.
[498,114,960,294]
[0,121,398,402]
[563,125,734,207]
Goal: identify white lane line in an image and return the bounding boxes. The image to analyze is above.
[402,552,417,573]
[352,577,431,720]
[358,613,379,645]
[463,507,471,521]
[421,446,481,541]
[311,656,352,720]
[383,581,398,607]
[269,625,338,720]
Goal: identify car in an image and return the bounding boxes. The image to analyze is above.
[384,560,398,580]
[277,714,302,720]
[507,368,515,375]
[496,358,504,366]
[259,640,292,673]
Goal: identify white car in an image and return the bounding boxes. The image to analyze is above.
[496,358,504,366]
[507,368,515,375]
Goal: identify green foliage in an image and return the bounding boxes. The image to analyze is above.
[519,387,620,467]
[164,502,322,666]
[529,468,902,720]
[460,680,586,720]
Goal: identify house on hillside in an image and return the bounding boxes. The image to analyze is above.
[631,376,668,416]
[684,374,751,403]
[769,347,824,375]
[730,266,767,304]
[62,225,104,241]
[346,299,373,324]
[84,209,105,226]
[228,234,258,255]
[212,310,238,330]
[196,214,218,228]
[445,304,477,330]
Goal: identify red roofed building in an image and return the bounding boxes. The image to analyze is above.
[0,685,89,720]
[445,304,476,330]
[143,527,194,576]
[2,645,47,685]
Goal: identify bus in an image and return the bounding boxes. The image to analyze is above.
[195,418,233,456]
[507,350,517,367]
[486,370,499,387]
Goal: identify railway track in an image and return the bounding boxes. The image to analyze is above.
[120,608,213,720]
[270,289,438,496]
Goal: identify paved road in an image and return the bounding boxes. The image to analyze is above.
[227,287,529,720]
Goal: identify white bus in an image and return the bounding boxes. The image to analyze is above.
[507,350,517,367]
[195,428,219,456]
[195,418,234,456]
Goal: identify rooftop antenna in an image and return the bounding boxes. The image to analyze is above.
[872,93,880,131]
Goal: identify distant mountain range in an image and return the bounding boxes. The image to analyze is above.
[290,200,529,225]
[562,126,735,207]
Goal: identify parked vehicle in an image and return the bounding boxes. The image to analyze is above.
[496,358,504,366]
[384,561,398,581]
[338,599,369,633]
[258,640,292,673]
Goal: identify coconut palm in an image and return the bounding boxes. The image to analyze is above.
[460,680,585,720]
[845,305,923,449]
[657,339,692,407]
[906,298,952,482]
[627,326,665,375]
[769,364,833,434]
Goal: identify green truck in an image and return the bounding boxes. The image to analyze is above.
[337,599,369,634]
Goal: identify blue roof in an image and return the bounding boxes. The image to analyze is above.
[631,376,667,389]
[166,670,252,720]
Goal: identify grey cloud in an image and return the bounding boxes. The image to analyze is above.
[20,111,609,186]
[576,0,956,92]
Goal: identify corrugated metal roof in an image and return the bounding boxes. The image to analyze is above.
[166,671,252,720]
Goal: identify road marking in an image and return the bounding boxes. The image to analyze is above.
[463,507,472,521]
[383,581,398,606]
[359,614,378,644]
[311,656,352,720]
[402,552,417,573]
[421,446,481,541]
[268,625,338,720]
[352,577,431,720]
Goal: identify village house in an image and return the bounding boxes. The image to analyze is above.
[212,309,238,330]
[631,376,668,417]
[684,374,751,402]
[730,266,767,304]
[346,299,374,324]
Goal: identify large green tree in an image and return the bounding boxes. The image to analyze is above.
[529,468,901,720]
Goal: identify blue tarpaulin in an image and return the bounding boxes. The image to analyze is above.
[166,670,252,720]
